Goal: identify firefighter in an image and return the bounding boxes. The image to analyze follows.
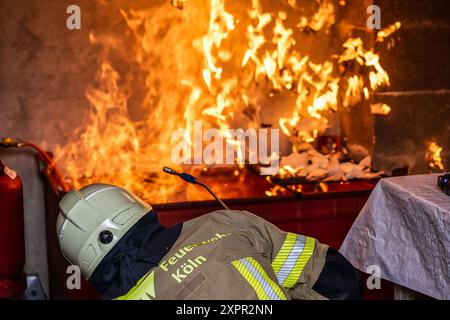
[57,183,362,300]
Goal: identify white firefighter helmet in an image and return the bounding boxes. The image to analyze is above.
[56,183,152,279]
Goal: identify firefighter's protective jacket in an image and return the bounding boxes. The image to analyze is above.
[115,210,328,300]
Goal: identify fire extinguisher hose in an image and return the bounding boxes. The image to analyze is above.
[0,137,70,192]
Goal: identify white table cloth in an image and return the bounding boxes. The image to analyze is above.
[340,173,450,299]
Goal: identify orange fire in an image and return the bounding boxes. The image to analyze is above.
[427,141,445,172]
[56,1,399,202]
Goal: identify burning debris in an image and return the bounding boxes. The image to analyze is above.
[277,144,382,182]
[376,21,401,43]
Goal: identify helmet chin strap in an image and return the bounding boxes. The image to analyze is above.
[163,167,230,210]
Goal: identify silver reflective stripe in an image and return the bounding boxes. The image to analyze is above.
[275,235,306,285]
[240,259,282,300]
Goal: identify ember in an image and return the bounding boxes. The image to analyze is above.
[427,141,445,172]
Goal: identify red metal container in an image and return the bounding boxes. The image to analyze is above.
[0,160,26,298]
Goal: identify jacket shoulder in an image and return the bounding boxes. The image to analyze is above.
[204,209,265,226]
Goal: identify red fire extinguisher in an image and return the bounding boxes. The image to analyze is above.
[0,159,26,298]
[0,138,69,299]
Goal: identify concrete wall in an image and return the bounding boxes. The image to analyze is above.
[0,0,122,297]
[373,0,450,173]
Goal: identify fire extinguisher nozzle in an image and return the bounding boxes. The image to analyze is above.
[0,137,21,148]
[163,166,178,175]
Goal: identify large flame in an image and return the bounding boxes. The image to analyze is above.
[56,0,399,202]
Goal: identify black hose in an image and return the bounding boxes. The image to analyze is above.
[163,166,230,210]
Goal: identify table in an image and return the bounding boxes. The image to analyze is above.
[340,173,450,300]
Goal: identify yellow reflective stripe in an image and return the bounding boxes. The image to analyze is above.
[115,270,155,300]
[281,236,316,288]
[232,257,287,300]
[272,233,316,289]
[232,260,270,300]
[246,257,287,300]
[271,233,297,274]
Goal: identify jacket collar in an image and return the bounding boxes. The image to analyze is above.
[89,211,182,299]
